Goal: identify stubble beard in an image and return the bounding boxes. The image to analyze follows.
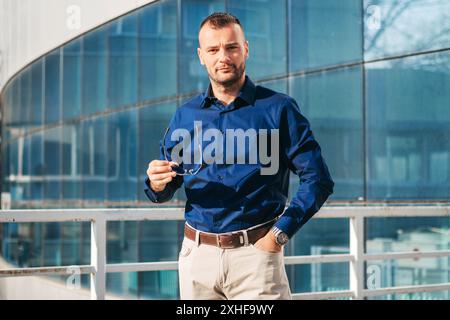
[209,62,246,89]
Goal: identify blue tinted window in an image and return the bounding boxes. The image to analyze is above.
[290,0,362,71]
[19,69,32,132]
[364,0,450,60]
[43,127,62,202]
[258,78,287,94]
[63,39,82,120]
[82,28,107,115]
[81,117,107,200]
[106,110,138,201]
[138,102,179,201]
[179,0,225,94]
[290,66,363,200]
[366,51,450,200]
[228,0,287,79]
[108,14,138,108]
[30,133,44,200]
[30,60,43,129]
[62,124,82,201]
[138,1,177,101]
[44,49,61,124]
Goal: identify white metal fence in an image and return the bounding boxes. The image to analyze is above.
[1,206,450,300]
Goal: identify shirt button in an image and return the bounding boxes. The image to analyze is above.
[217,175,223,181]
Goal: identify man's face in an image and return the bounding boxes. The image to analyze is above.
[197,23,249,87]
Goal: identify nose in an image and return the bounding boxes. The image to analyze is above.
[218,47,231,64]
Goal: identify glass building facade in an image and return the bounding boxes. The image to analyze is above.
[0,0,449,299]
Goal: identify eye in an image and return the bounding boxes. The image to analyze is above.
[208,49,218,54]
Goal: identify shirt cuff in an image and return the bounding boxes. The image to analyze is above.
[144,178,170,203]
[273,206,305,239]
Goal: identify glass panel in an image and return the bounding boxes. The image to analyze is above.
[81,117,107,202]
[44,49,61,124]
[286,218,349,293]
[179,0,225,94]
[106,110,138,202]
[106,272,139,298]
[19,68,32,132]
[82,27,107,115]
[137,102,183,202]
[30,59,43,129]
[289,0,362,72]
[367,258,450,291]
[43,127,62,203]
[108,14,138,108]
[9,140,20,205]
[367,217,450,253]
[286,263,349,294]
[138,1,177,101]
[366,51,450,200]
[289,67,363,200]
[61,222,82,265]
[364,0,450,60]
[62,124,82,203]
[43,222,61,266]
[29,132,44,201]
[228,0,287,79]
[62,39,82,120]
[258,78,287,94]
[139,270,179,299]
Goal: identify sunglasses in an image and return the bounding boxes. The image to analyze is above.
[162,125,203,176]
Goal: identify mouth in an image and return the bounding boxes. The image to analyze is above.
[217,66,233,72]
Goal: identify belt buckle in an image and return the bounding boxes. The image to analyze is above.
[217,230,249,249]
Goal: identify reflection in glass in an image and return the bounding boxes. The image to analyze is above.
[138,102,183,203]
[63,40,82,120]
[290,0,362,71]
[364,0,450,60]
[44,49,61,124]
[43,127,62,203]
[179,0,225,94]
[82,28,107,115]
[81,117,107,202]
[106,110,138,202]
[366,52,450,200]
[228,0,286,79]
[290,67,363,200]
[138,1,177,101]
[108,14,138,108]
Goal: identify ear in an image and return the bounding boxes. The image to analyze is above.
[197,47,205,65]
[244,40,249,59]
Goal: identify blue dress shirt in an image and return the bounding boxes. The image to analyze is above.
[144,76,334,238]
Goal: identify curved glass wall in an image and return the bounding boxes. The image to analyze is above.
[0,0,449,299]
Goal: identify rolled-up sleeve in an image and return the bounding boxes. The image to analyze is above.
[274,97,334,238]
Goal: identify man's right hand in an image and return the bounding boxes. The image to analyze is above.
[147,160,178,192]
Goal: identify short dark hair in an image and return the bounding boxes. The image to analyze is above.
[199,12,244,33]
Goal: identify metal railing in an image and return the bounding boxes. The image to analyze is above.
[1,205,450,300]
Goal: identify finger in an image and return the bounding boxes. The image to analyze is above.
[149,160,169,167]
[150,172,177,181]
[148,165,173,175]
[169,161,179,167]
[152,176,173,187]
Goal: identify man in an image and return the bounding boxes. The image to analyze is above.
[145,12,334,300]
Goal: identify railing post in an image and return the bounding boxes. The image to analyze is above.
[349,214,365,300]
[90,216,106,300]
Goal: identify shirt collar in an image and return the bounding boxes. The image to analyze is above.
[200,75,256,109]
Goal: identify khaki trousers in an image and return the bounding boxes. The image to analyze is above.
[178,236,292,300]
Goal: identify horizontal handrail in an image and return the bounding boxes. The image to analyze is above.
[1,205,450,223]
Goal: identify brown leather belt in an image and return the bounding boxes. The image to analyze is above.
[184,222,273,249]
